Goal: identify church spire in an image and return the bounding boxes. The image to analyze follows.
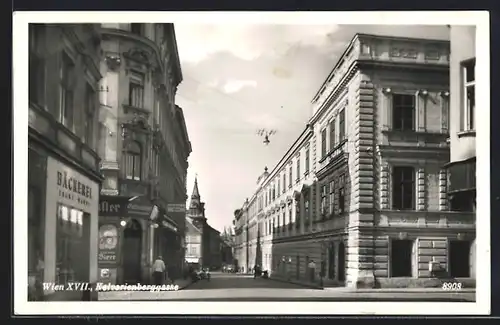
[191,175,200,199]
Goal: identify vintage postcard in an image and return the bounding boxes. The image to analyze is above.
[12,11,490,315]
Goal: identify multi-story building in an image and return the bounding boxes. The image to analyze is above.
[235,34,474,288]
[28,24,103,300]
[185,216,203,268]
[186,177,223,269]
[445,25,476,278]
[233,199,250,273]
[220,227,235,266]
[96,23,191,285]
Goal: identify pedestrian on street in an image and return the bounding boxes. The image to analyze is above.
[152,256,166,285]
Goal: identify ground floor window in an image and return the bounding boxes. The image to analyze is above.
[390,239,415,277]
[328,243,335,280]
[449,240,472,278]
[56,203,91,285]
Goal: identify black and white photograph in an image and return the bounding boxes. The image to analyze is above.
[13,11,490,315]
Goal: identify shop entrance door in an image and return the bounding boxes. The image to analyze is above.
[123,219,142,284]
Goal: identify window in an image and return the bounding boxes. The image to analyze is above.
[282,209,286,228]
[129,71,145,108]
[288,204,293,225]
[29,24,46,106]
[329,119,336,151]
[329,180,335,216]
[305,148,310,174]
[56,204,90,286]
[338,109,345,142]
[321,128,327,158]
[390,239,414,277]
[130,23,143,36]
[462,59,475,131]
[124,141,142,180]
[277,178,281,196]
[392,166,415,210]
[392,94,415,131]
[296,155,301,181]
[83,84,96,148]
[282,173,286,193]
[320,185,328,218]
[59,52,74,129]
[338,174,345,214]
[289,165,293,188]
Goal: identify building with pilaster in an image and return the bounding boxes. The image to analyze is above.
[444,25,476,278]
[234,34,474,288]
[96,23,191,285]
[28,23,103,300]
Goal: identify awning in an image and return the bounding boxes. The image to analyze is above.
[185,257,199,264]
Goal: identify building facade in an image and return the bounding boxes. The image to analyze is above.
[220,227,235,266]
[186,177,223,270]
[235,34,474,288]
[445,26,476,278]
[28,24,103,300]
[233,205,249,272]
[185,216,203,268]
[96,23,191,285]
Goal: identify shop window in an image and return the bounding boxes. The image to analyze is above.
[83,83,96,148]
[129,71,145,108]
[461,59,475,131]
[59,51,75,130]
[449,240,472,278]
[124,141,142,180]
[392,166,415,210]
[56,204,90,285]
[392,94,415,131]
[29,24,46,107]
[390,239,414,277]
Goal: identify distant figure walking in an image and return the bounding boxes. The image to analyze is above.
[308,260,316,283]
[152,256,166,285]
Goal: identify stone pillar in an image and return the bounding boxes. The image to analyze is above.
[345,78,376,288]
[380,162,390,210]
[417,168,426,211]
[439,169,448,211]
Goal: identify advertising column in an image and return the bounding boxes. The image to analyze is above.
[43,157,99,300]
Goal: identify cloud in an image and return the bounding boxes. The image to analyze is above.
[221,79,258,94]
[175,24,339,63]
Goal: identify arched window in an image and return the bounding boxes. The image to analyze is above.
[124,141,142,180]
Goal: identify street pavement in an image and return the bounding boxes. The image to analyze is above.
[99,272,475,301]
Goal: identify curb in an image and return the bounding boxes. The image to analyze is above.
[268,276,324,290]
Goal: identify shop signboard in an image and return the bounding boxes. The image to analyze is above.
[167,203,186,213]
[98,224,120,266]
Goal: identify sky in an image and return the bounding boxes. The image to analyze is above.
[174,24,450,233]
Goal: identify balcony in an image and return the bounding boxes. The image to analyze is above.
[447,157,476,194]
[28,102,100,174]
[317,139,349,178]
[119,177,151,197]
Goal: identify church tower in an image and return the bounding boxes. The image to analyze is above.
[188,176,206,225]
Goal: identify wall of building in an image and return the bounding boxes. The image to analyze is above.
[449,26,476,162]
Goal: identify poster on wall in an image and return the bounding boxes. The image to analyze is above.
[98,224,119,266]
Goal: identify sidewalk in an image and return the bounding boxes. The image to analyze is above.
[98,278,193,301]
[269,275,476,293]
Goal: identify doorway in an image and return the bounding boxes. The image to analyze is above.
[390,239,414,277]
[123,219,142,284]
[328,242,335,280]
[449,240,471,278]
[338,241,346,282]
